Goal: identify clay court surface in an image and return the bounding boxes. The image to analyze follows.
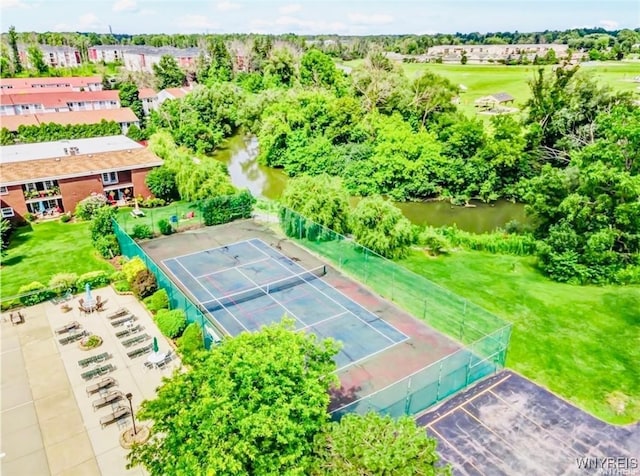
[141,219,463,411]
[418,370,640,476]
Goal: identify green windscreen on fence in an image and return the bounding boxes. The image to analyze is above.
[112,219,223,348]
[279,207,512,418]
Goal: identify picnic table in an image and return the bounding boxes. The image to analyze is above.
[78,352,111,368]
[127,343,153,359]
[81,363,115,381]
[55,321,80,335]
[111,315,137,328]
[86,377,117,396]
[59,330,87,346]
[122,333,150,348]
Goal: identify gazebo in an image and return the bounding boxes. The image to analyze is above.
[474,92,515,110]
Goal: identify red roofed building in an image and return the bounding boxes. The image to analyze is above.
[0,76,103,92]
[0,108,140,134]
[0,91,121,116]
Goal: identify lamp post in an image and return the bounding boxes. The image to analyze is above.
[125,392,137,435]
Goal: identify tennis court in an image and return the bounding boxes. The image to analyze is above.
[163,238,409,371]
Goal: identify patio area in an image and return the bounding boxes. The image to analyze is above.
[1,286,181,476]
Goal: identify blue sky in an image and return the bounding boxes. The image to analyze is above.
[1,0,638,35]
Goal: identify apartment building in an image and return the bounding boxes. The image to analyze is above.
[0,91,121,116]
[87,45,200,73]
[18,45,82,69]
[0,136,161,220]
[0,108,140,134]
[0,76,103,92]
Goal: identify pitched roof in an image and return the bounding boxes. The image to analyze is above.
[0,76,102,89]
[138,88,157,99]
[162,87,189,99]
[0,108,139,132]
[0,147,162,185]
[0,90,120,108]
[491,92,515,103]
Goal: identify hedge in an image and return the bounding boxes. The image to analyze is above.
[48,273,79,293]
[131,269,157,299]
[18,281,54,306]
[155,309,187,338]
[76,271,111,289]
[143,289,169,314]
[122,257,146,283]
[200,189,255,226]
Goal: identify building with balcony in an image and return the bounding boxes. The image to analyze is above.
[0,90,121,116]
[0,136,162,221]
[0,76,103,92]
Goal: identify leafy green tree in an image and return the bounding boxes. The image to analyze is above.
[300,49,340,89]
[406,71,459,127]
[350,195,414,259]
[127,320,339,475]
[0,218,13,256]
[0,127,14,145]
[351,50,408,113]
[281,174,351,235]
[8,26,22,74]
[89,206,116,243]
[204,37,233,84]
[152,54,186,89]
[315,412,451,476]
[118,82,144,121]
[27,45,48,74]
[264,48,297,87]
[145,166,179,201]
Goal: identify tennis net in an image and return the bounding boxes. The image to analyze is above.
[205,265,327,312]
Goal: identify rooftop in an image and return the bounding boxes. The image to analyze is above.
[0,76,102,89]
[0,108,139,132]
[0,135,142,163]
[0,90,120,107]
[0,146,162,185]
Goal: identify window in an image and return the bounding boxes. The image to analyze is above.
[24,182,37,192]
[102,172,118,185]
[43,180,55,189]
[0,186,7,195]
[1,207,14,218]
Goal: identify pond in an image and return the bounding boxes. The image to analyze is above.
[212,132,527,233]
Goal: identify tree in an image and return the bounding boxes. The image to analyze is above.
[204,37,233,84]
[0,218,12,257]
[127,320,339,475]
[315,412,451,476]
[281,174,351,235]
[27,45,48,74]
[118,82,144,121]
[152,55,186,89]
[264,48,297,87]
[460,53,468,65]
[145,166,179,201]
[406,71,458,127]
[350,195,414,259]
[8,26,22,74]
[300,49,340,89]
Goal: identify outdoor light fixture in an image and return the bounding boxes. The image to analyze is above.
[126,392,137,435]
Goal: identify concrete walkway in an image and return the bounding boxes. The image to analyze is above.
[1,287,180,475]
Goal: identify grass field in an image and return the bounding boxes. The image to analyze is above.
[115,201,202,235]
[400,250,640,425]
[1,221,113,298]
[343,60,640,117]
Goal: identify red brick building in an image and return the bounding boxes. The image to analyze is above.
[0,136,162,221]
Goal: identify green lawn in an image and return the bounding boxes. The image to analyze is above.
[115,201,202,235]
[1,221,113,298]
[399,250,640,425]
[342,60,640,117]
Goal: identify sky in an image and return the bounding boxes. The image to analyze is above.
[0,0,638,36]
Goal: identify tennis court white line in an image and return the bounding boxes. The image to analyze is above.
[255,241,405,345]
[234,266,307,329]
[298,311,350,331]
[334,338,406,373]
[162,238,263,262]
[174,258,249,333]
[427,426,486,476]
[194,256,272,279]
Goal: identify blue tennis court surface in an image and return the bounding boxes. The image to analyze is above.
[163,238,409,370]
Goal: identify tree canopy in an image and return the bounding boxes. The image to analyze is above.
[128,321,339,475]
[152,54,186,89]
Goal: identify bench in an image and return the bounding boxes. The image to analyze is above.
[127,343,153,359]
[81,364,115,381]
[111,315,137,327]
[78,352,111,368]
[86,377,117,396]
[106,307,129,320]
[122,333,150,348]
[55,321,80,335]
[59,331,87,346]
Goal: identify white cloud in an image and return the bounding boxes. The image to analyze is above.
[178,14,219,31]
[215,1,240,11]
[251,16,347,34]
[347,12,394,26]
[113,0,138,13]
[599,19,619,30]
[0,0,31,9]
[279,3,302,15]
[78,13,103,30]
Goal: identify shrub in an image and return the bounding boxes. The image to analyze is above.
[200,189,255,226]
[18,281,54,306]
[48,273,78,293]
[110,270,125,282]
[145,166,179,202]
[60,214,71,223]
[24,212,35,222]
[76,271,110,289]
[418,228,449,256]
[94,235,120,258]
[122,256,146,283]
[155,308,187,338]
[90,206,116,242]
[113,280,132,293]
[143,289,169,314]
[140,197,166,208]
[75,194,109,220]
[176,322,204,361]
[131,269,157,299]
[158,218,173,235]
[131,224,154,240]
